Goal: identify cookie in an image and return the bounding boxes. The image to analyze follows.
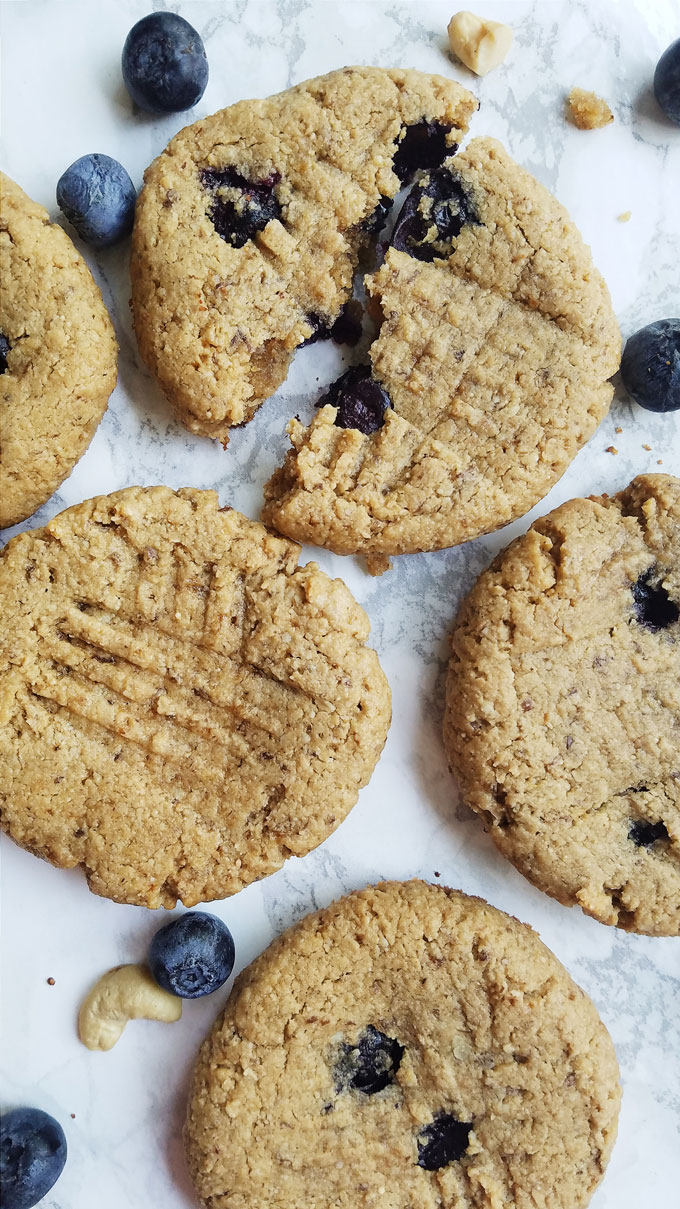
[0,487,390,907]
[0,172,117,529]
[130,67,477,441]
[263,137,620,560]
[185,880,620,1209]
[444,474,680,936]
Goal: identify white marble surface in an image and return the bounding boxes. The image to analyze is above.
[1,1,679,1206]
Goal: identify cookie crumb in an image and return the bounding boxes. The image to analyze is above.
[434,871,441,878]
[447,11,513,76]
[657,459,663,465]
[566,88,614,130]
[70,1113,76,1119]
[365,552,393,576]
[643,444,652,451]
[606,446,618,455]
[617,211,632,223]
[46,976,55,986]
[615,426,623,434]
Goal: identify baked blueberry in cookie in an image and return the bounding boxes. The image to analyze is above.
[416,1113,473,1169]
[185,882,621,1209]
[316,365,392,434]
[631,567,679,631]
[391,164,479,261]
[628,819,670,848]
[392,119,456,181]
[200,167,282,248]
[0,332,10,374]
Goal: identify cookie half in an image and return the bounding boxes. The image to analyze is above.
[185,881,620,1209]
[131,66,477,440]
[264,138,620,557]
[0,487,390,907]
[0,172,117,529]
[444,474,680,935]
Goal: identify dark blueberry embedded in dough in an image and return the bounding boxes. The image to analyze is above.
[302,302,363,348]
[334,1026,404,1095]
[416,1113,473,1170]
[362,196,394,237]
[393,120,456,183]
[390,166,479,262]
[630,568,679,632]
[201,168,282,249]
[0,333,10,374]
[628,819,670,848]
[316,365,392,434]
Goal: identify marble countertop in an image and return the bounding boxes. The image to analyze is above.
[1,2,679,1206]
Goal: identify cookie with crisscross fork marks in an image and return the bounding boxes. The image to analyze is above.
[263,138,620,561]
[0,487,390,907]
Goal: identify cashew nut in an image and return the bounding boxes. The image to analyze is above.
[78,963,182,1051]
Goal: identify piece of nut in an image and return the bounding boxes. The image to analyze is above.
[448,11,513,76]
[78,963,182,1051]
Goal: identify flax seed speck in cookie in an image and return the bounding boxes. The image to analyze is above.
[185,881,620,1209]
[0,487,390,907]
[0,172,117,529]
[444,474,680,936]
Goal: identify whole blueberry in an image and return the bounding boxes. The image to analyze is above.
[57,154,136,248]
[122,12,209,114]
[0,1107,67,1209]
[149,911,235,998]
[654,38,680,124]
[620,319,680,413]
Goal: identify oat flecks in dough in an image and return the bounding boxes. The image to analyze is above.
[447,11,513,76]
[566,88,614,130]
[131,66,477,442]
[263,137,620,559]
[0,172,117,529]
[444,474,680,936]
[185,880,621,1209]
[0,486,391,907]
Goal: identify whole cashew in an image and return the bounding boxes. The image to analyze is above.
[78,963,182,1051]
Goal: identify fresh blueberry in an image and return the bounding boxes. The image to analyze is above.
[631,568,679,631]
[620,319,680,413]
[56,154,136,248]
[334,1026,404,1095]
[148,910,235,998]
[392,120,456,183]
[416,1113,473,1170]
[122,12,209,115]
[391,165,479,262]
[201,167,282,248]
[628,819,670,848]
[654,38,680,124]
[0,1107,67,1209]
[0,332,10,374]
[316,365,392,434]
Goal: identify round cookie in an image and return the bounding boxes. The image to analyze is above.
[444,474,680,936]
[0,172,117,529]
[131,66,477,441]
[185,880,621,1209]
[0,487,390,907]
[263,138,620,559]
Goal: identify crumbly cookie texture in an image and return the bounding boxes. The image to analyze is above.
[185,880,621,1209]
[444,474,680,936]
[0,486,390,907]
[131,67,477,441]
[566,89,614,130]
[447,11,513,76]
[264,137,620,558]
[0,172,117,529]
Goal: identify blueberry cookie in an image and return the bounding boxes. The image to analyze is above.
[185,881,620,1209]
[130,67,477,440]
[0,487,390,907]
[0,172,117,529]
[444,474,680,936]
[264,138,620,560]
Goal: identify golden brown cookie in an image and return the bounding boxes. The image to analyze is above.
[185,881,621,1209]
[444,474,680,935]
[130,66,477,441]
[0,172,117,529]
[0,487,390,907]
[264,137,620,559]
